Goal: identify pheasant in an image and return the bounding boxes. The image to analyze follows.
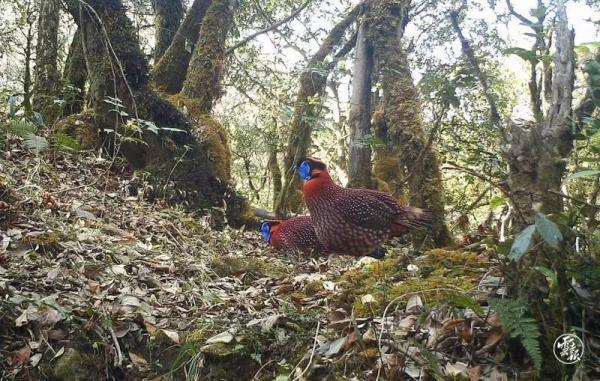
[297,157,431,257]
[260,216,323,253]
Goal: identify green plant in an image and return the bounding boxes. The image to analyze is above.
[3,96,49,154]
[489,298,542,371]
[509,212,563,261]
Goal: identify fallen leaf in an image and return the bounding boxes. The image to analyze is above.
[160,329,180,344]
[50,347,65,361]
[7,346,31,367]
[30,353,42,367]
[205,331,234,344]
[129,352,148,367]
[361,294,375,304]
[406,295,423,313]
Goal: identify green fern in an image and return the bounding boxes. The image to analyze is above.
[7,119,36,137]
[52,132,82,151]
[24,133,49,154]
[488,298,542,371]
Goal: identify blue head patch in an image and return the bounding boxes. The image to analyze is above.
[298,160,312,181]
[260,221,271,242]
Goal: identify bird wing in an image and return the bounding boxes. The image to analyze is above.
[332,189,397,231]
[334,189,431,233]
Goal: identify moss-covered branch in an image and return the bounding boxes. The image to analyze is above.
[180,0,238,113]
[152,0,213,94]
[153,0,184,62]
[276,5,360,216]
[367,0,451,247]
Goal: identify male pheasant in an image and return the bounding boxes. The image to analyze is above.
[260,216,323,253]
[297,157,431,257]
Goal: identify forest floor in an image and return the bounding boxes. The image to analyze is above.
[0,138,528,380]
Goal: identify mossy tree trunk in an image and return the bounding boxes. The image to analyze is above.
[180,0,238,113]
[61,0,248,225]
[276,5,359,216]
[505,5,575,225]
[505,7,575,377]
[347,15,375,189]
[22,1,35,114]
[366,0,451,247]
[268,147,282,210]
[152,0,213,94]
[33,0,61,123]
[63,28,87,115]
[153,0,184,62]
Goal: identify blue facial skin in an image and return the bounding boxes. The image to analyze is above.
[298,160,312,181]
[260,221,271,242]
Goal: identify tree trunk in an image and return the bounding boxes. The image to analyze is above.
[22,1,34,114]
[367,0,451,247]
[347,17,375,189]
[63,28,87,115]
[33,0,61,123]
[180,0,237,113]
[152,0,212,94]
[153,0,184,62]
[506,5,575,224]
[61,0,248,225]
[268,147,282,210]
[275,5,359,216]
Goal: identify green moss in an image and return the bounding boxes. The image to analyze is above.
[209,255,290,278]
[304,280,324,296]
[50,348,96,381]
[331,249,483,317]
[55,111,98,149]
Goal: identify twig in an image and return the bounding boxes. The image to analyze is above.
[374,287,464,381]
[449,10,508,143]
[292,320,321,380]
[548,189,600,210]
[108,325,123,367]
[252,359,275,380]
[227,0,313,55]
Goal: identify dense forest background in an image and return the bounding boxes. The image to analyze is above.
[1,0,600,380]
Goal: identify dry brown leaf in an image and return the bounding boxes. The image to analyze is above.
[7,346,31,367]
[160,329,180,344]
[129,352,148,367]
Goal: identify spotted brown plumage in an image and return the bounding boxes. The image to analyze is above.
[298,157,431,257]
[260,216,323,253]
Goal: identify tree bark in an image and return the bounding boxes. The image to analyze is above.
[153,0,184,62]
[367,0,451,247]
[347,17,375,189]
[152,0,212,94]
[33,0,61,123]
[61,0,249,225]
[22,1,35,114]
[180,0,238,113]
[275,5,359,216]
[268,147,282,210]
[63,28,87,115]
[506,4,575,224]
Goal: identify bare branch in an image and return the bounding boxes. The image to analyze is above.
[226,0,312,55]
[449,10,508,143]
[505,0,533,26]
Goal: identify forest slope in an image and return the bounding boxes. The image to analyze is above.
[0,137,527,380]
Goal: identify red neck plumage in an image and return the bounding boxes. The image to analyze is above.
[269,224,283,248]
[302,170,338,201]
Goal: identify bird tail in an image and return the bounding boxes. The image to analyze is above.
[391,207,434,235]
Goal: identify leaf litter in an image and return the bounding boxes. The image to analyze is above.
[0,138,519,380]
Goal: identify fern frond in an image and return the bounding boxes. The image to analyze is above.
[24,133,49,154]
[489,298,542,371]
[7,119,36,138]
